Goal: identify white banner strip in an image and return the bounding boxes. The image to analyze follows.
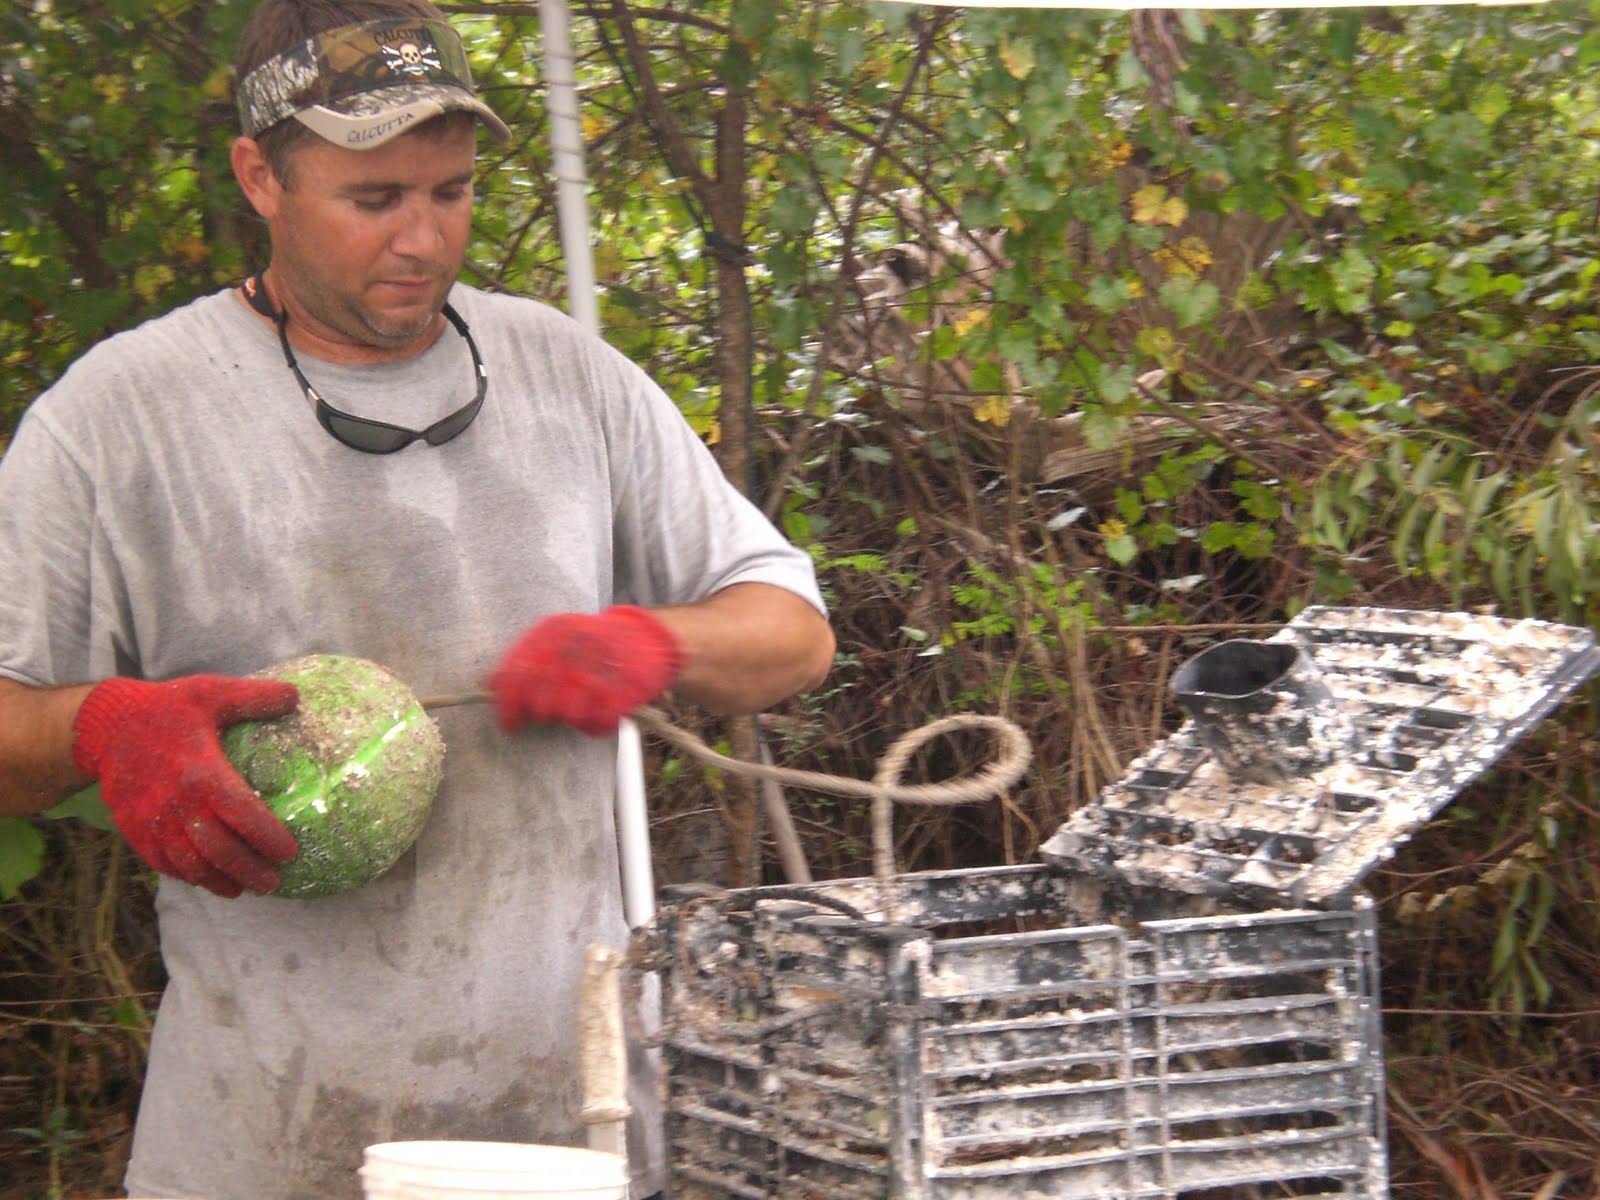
[871,0,1548,7]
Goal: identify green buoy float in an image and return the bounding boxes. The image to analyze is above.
[223,654,444,898]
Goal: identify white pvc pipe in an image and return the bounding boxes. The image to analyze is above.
[537,0,655,930]
[614,718,656,928]
[539,0,601,337]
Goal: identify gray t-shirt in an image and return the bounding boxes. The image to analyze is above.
[0,285,824,1200]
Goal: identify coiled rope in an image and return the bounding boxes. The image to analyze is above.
[633,706,1032,899]
[423,692,1034,914]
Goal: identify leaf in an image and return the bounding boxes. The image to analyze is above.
[1201,522,1237,553]
[782,511,812,543]
[1447,462,1491,584]
[1096,362,1135,405]
[1086,274,1131,313]
[1491,908,1519,975]
[200,63,231,102]
[1491,546,1513,606]
[57,288,129,339]
[133,263,176,304]
[1318,339,1367,369]
[1135,325,1178,363]
[1328,248,1377,315]
[972,395,1011,426]
[952,308,986,337]
[999,37,1035,81]
[1158,276,1219,329]
[1131,186,1187,227]
[1466,340,1517,374]
[1233,479,1282,521]
[1532,492,1556,554]
[732,0,778,40]
[1115,48,1146,91]
[1422,504,1450,565]
[1521,948,1553,1008]
[1080,408,1125,451]
[1153,235,1213,279]
[1408,442,1453,494]
[1325,11,1360,65]
[1526,873,1554,945]
[1234,523,1277,558]
[768,188,818,235]
[43,785,113,830]
[1392,497,1426,572]
[1105,533,1138,565]
[1310,484,1343,552]
[0,817,46,900]
[1515,541,1538,614]
[1101,140,1133,171]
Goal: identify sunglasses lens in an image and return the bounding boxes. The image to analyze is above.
[318,407,418,454]
[423,392,485,447]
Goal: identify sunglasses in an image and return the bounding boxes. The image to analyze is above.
[274,303,488,454]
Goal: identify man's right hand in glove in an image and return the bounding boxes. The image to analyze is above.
[70,675,301,898]
[489,605,685,738]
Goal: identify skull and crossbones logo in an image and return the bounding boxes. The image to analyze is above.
[383,39,441,76]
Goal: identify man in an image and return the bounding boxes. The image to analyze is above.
[0,1,834,1197]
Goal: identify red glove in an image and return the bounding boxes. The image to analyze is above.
[71,675,302,898]
[489,605,684,737]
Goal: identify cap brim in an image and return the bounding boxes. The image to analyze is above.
[294,82,511,150]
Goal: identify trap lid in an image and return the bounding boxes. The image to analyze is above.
[1040,607,1600,906]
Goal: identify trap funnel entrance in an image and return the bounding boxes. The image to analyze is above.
[1041,607,1600,906]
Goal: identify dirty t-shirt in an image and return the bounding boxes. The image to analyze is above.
[0,285,825,1200]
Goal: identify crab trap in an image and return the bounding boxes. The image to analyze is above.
[646,608,1600,1200]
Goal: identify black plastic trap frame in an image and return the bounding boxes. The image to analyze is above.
[647,608,1599,1200]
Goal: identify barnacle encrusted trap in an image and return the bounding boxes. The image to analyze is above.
[646,607,1598,1200]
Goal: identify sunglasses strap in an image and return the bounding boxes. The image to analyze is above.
[241,274,278,320]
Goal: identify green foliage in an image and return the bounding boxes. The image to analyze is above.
[0,788,111,899]
[0,0,1592,811]
[1489,851,1557,1014]
[43,785,113,830]
[950,560,1091,651]
[1300,337,1600,622]
[0,0,260,421]
[1395,783,1585,1020]
[8,1104,91,1174]
[0,817,44,900]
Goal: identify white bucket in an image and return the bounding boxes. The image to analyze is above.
[360,1141,628,1200]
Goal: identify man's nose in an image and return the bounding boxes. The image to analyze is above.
[389,199,447,258]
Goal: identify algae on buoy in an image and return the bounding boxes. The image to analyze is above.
[224,654,444,898]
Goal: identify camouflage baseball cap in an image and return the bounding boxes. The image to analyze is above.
[235,18,511,149]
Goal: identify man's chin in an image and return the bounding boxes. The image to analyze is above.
[363,304,445,349]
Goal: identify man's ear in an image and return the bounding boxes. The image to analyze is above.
[231,137,281,219]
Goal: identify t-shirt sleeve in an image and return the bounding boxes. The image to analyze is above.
[592,345,825,616]
[0,405,112,686]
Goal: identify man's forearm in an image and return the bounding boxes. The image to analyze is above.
[0,678,95,816]
[654,583,835,715]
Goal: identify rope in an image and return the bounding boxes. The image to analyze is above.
[423,692,1035,1056]
[420,691,1035,913]
[634,707,1032,906]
